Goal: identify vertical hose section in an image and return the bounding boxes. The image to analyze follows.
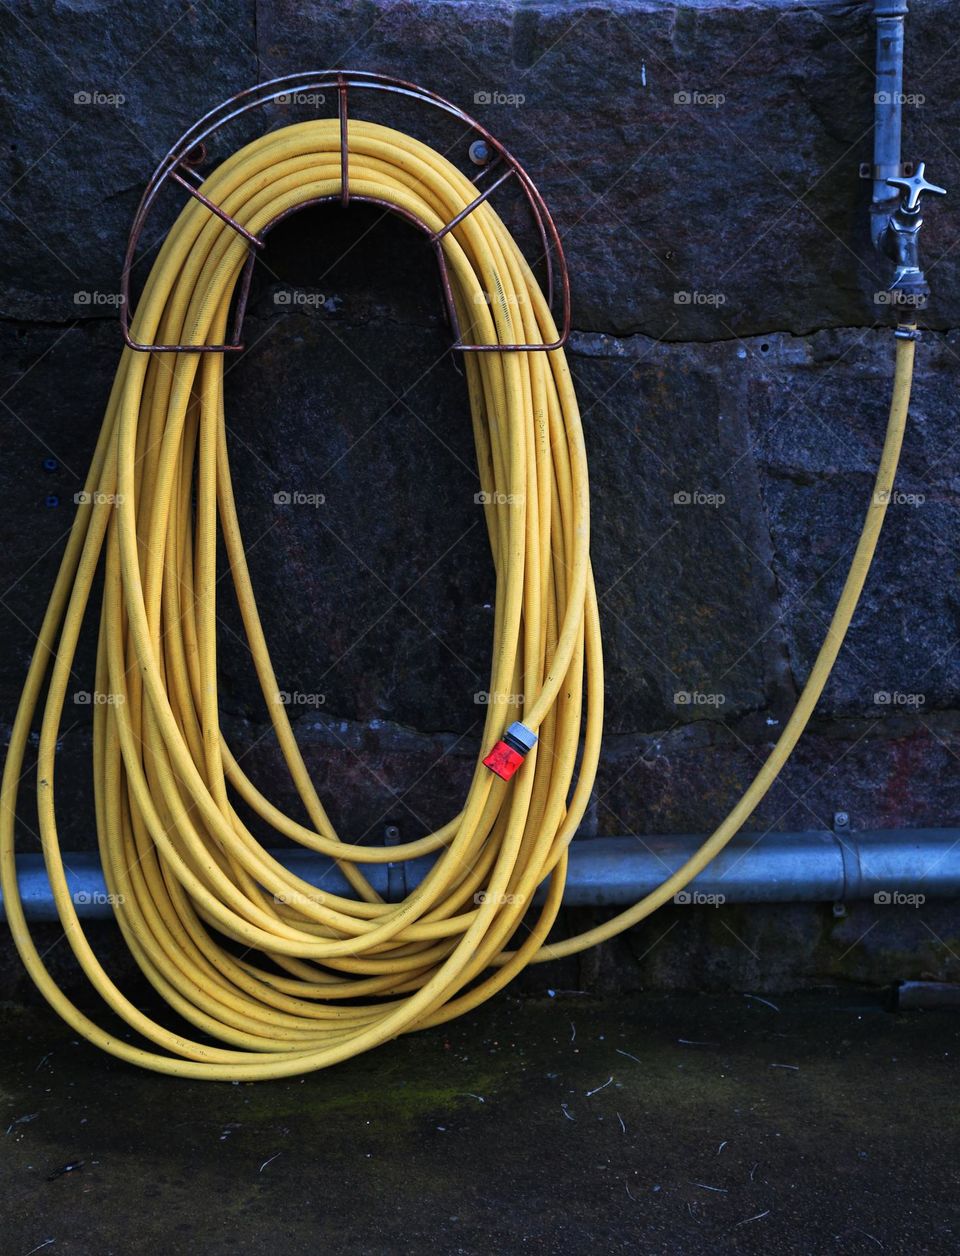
[0,120,916,1078]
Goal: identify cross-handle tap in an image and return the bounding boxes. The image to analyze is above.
[874,161,947,309]
[869,0,946,321]
[886,162,946,213]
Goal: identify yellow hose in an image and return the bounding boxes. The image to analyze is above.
[0,119,916,1078]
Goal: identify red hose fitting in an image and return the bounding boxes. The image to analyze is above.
[483,721,537,781]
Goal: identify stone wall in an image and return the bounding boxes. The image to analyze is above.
[2,0,959,993]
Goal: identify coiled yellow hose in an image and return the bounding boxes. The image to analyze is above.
[0,119,916,1079]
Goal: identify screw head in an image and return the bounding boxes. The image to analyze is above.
[834,811,850,830]
[469,139,492,167]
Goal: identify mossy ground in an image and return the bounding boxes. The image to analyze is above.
[2,988,958,1254]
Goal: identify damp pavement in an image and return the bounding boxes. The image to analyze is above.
[1,988,958,1255]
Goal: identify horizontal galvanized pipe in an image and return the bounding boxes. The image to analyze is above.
[4,829,959,922]
[895,980,960,1010]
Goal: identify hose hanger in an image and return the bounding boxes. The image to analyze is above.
[119,70,571,354]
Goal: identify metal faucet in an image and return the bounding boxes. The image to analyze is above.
[869,0,945,316]
[878,163,946,304]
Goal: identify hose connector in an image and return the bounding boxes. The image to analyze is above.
[483,721,538,781]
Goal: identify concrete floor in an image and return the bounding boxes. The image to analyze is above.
[1,988,958,1255]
